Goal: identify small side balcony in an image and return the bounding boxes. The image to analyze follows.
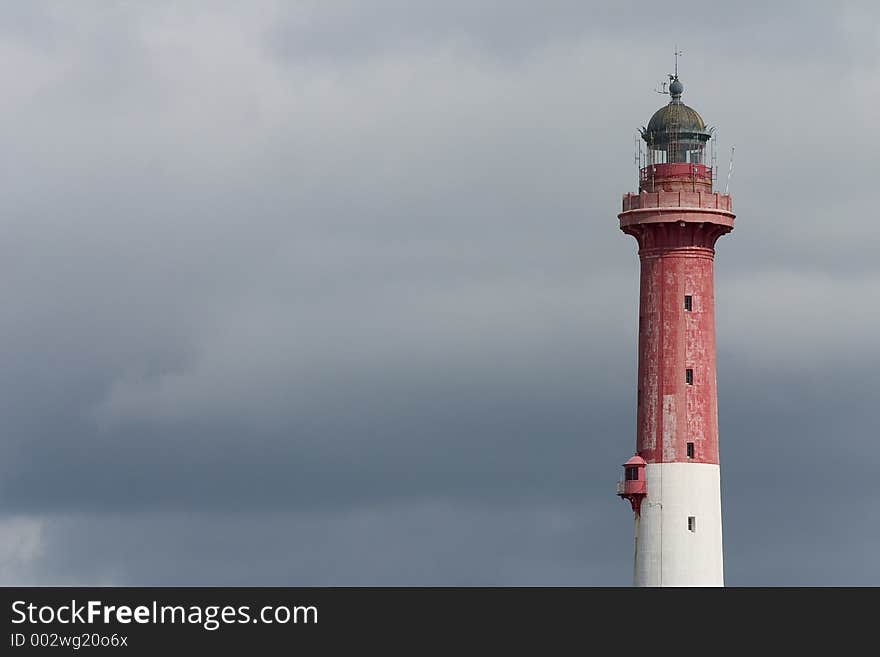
[616,479,647,496]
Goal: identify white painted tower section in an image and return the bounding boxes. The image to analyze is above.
[634,463,723,586]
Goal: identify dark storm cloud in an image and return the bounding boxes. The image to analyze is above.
[0,1,878,584]
[4,502,630,586]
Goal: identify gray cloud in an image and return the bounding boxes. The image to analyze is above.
[0,0,878,585]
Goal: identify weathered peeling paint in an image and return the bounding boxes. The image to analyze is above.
[622,222,730,464]
[661,394,677,462]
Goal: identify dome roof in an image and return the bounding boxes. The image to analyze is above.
[643,77,709,143]
[645,101,706,137]
[623,454,646,467]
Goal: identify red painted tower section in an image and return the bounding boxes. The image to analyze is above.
[619,185,733,465]
[616,73,733,586]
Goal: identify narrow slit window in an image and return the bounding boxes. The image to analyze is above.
[685,368,694,385]
[684,295,693,311]
[688,516,696,532]
[686,442,694,459]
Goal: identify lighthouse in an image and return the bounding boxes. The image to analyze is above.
[615,71,734,586]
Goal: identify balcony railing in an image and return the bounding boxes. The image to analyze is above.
[640,162,712,184]
[616,480,647,496]
[621,189,733,214]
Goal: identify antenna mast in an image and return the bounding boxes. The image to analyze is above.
[711,132,718,185]
[634,134,640,176]
[725,146,736,194]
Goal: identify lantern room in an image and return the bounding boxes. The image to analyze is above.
[638,75,716,192]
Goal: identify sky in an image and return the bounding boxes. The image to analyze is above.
[1,0,878,586]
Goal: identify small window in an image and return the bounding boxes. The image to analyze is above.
[686,442,694,459]
[625,467,639,481]
[688,516,696,532]
[685,368,694,385]
[684,295,692,311]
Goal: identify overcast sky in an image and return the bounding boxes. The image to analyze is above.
[1,1,878,586]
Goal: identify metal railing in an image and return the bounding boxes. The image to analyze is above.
[616,480,647,495]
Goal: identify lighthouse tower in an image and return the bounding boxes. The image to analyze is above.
[616,72,734,586]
